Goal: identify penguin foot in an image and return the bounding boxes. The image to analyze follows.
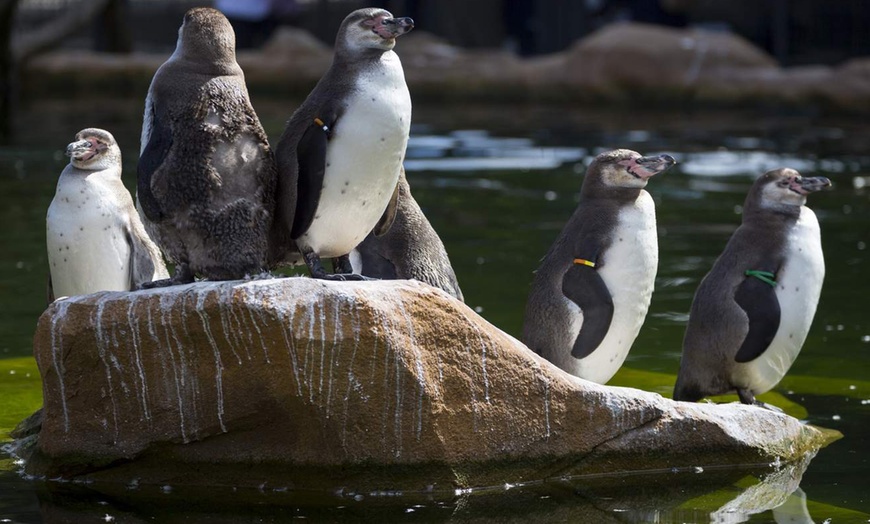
[736,388,757,405]
[138,278,176,289]
[755,401,785,413]
[311,271,374,282]
[333,255,354,274]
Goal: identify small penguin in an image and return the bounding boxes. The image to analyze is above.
[351,168,464,301]
[522,149,676,384]
[137,7,276,286]
[270,8,414,280]
[46,128,169,300]
[674,169,831,405]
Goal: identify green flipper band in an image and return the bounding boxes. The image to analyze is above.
[745,270,777,287]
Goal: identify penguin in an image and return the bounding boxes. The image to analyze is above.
[522,149,676,384]
[46,128,169,300]
[350,168,464,301]
[137,7,276,286]
[270,8,414,280]
[673,169,831,405]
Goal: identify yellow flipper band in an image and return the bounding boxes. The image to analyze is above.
[314,117,329,133]
[574,258,596,268]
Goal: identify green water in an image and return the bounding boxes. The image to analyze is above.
[0,99,868,522]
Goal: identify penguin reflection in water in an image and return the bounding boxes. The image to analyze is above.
[137,8,277,286]
[674,169,830,405]
[46,129,169,300]
[270,8,414,280]
[523,150,676,384]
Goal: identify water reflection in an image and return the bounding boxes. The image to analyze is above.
[1,452,822,524]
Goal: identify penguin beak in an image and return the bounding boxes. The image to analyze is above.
[376,17,414,39]
[623,154,677,180]
[65,139,94,160]
[790,176,832,195]
[66,137,105,161]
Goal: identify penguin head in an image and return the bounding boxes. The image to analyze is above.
[753,168,831,212]
[337,8,415,55]
[66,128,120,172]
[174,8,236,66]
[585,149,676,191]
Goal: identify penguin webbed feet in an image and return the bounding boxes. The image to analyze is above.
[138,263,195,289]
[301,249,376,282]
[737,388,785,412]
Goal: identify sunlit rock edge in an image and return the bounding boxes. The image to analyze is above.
[15,277,834,491]
[21,23,870,112]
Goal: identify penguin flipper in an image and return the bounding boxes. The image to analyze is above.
[126,227,165,289]
[137,101,172,222]
[562,264,614,359]
[46,274,54,305]
[372,180,400,237]
[291,120,330,239]
[734,273,781,363]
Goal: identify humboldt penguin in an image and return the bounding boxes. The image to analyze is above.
[46,128,169,300]
[674,169,830,405]
[270,8,414,280]
[351,168,464,301]
[522,149,676,384]
[137,7,276,286]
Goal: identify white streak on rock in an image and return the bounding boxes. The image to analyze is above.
[457,310,490,403]
[195,287,227,433]
[226,286,254,361]
[394,297,425,441]
[246,307,270,363]
[341,300,363,450]
[217,287,243,365]
[160,294,187,442]
[126,298,151,421]
[326,298,342,419]
[50,301,71,433]
[93,296,120,442]
[530,359,552,439]
[318,299,327,404]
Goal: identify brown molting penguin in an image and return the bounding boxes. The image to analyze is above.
[522,149,675,384]
[674,169,830,405]
[270,7,414,280]
[351,168,464,301]
[137,7,276,286]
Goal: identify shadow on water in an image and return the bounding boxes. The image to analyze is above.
[1,99,869,522]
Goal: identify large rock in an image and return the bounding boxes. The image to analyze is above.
[24,278,832,490]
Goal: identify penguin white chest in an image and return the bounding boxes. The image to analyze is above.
[566,192,659,384]
[741,207,825,393]
[46,172,131,298]
[300,52,411,257]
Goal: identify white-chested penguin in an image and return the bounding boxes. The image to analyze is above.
[674,169,831,405]
[350,168,464,300]
[522,149,676,384]
[137,7,276,286]
[47,128,169,300]
[269,8,414,280]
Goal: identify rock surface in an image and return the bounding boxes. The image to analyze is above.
[20,23,870,112]
[25,278,831,490]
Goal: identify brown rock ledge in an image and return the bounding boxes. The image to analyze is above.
[21,277,833,491]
